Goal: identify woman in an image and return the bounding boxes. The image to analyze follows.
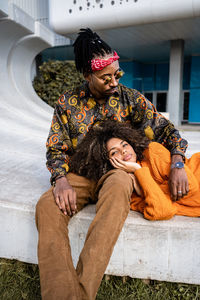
[70,120,200,220]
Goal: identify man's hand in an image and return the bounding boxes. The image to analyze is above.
[169,155,189,201]
[53,176,77,216]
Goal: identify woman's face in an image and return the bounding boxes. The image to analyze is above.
[106,138,137,162]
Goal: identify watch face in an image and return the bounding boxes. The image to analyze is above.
[175,162,184,168]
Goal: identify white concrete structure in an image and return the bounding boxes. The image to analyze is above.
[0,0,53,262]
[69,206,200,285]
[168,40,184,126]
[1,0,200,287]
[49,0,200,34]
[10,0,70,46]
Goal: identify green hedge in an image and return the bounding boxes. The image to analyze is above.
[33,60,84,108]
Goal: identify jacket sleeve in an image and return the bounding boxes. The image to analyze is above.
[46,103,74,185]
[144,142,200,195]
[133,167,177,220]
[130,90,188,157]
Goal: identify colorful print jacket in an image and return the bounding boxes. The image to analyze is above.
[46,83,188,184]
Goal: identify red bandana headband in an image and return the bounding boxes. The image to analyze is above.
[91,51,119,72]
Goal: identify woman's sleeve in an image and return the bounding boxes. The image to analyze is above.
[133,167,177,220]
[137,143,200,218]
[145,142,199,196]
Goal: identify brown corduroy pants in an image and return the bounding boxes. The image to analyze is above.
[35,169,133,300]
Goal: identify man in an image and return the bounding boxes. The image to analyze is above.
[36,28,188,300]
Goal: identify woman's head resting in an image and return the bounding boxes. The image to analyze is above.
[107,138,137,163]
[70,120,150,181]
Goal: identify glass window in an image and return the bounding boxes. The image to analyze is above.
[144,92,153,103]
[183,92,189,121]
[156,93,167,112]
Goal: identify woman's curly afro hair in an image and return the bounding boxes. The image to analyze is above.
[69,120,150,182]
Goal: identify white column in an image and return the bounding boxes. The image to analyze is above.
[168,39,184,126]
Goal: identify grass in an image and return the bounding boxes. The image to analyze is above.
[0,258,200,300]
[0,259,41,300]
[97,277,200,300]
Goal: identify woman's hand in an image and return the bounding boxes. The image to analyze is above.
[110,157,141,173]
[128,173,142,196]
[110,158,142,195]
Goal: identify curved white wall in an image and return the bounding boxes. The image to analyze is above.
[0,3,54,262]
[49,0,200,35]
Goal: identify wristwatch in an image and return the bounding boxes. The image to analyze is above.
[171,161,184,169]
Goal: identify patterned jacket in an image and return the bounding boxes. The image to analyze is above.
[46,83,188,184]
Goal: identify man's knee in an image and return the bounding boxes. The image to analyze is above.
[35,187,58,228]
[96,169,133,208]
[107,169,132,183]
[36,188,54,213]
[98,169,133,193]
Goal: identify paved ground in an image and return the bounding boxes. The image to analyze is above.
[178,124,200,131]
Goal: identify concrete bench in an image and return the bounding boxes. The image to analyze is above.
[69,205,200,285]
[1,202,200,285]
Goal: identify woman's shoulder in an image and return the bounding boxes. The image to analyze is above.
[145,142,170,157]
[142,142,171,181]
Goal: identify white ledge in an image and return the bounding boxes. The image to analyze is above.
[1,203,200,285]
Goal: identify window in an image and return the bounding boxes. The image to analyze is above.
[183,92,189,121]
[144,92,153,103]
[156,93,167,112]
[144,91,167,112]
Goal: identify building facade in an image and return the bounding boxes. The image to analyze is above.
[46,0,200,126]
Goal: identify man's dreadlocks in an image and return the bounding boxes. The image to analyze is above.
[73,28,113,74]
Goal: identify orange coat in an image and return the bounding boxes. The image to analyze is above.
[130,142,200,220]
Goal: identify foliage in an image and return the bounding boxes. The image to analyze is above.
[33,60,84,108]
[1,258,200,300]
[0,258,40,300]
[97,276,200,300]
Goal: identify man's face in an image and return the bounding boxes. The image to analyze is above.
[85,59,121,99]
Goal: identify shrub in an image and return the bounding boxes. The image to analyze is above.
[33,60,84,107]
